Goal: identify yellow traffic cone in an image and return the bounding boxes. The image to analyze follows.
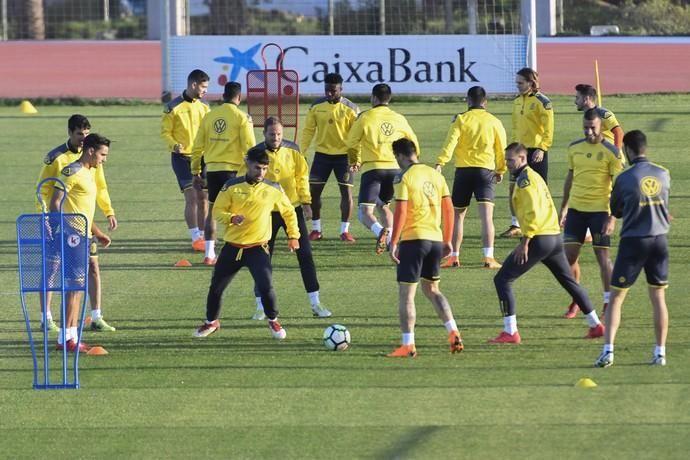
[575,377,597,389]
[19,100,38,114]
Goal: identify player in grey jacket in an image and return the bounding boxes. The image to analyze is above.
[595,130,671,368]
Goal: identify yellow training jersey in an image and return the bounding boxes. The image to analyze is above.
[55,162,98,237]
[346,105,420,173]
[300,96,359,155]
[191,102,256,175]
[593,106,622,146]
[512,166,561,238]
[161,91,210,155]
[511,92,554,151]
[36,141,114,217]
[238,141,311,207]
[567,138,623,213]
[212,176,299,245]
[394,163,450,242]
[436,108,507,174]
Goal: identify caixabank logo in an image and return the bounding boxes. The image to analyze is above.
[281,46,479,84]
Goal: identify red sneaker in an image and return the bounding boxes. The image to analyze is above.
[339,232,356,243]
[563,301,579,319]
[585,323,605,339]
[56,339,91,353]
[268,319,286,340]
[202,257,216,266]
[193,319,220,338]
[488,331,521,344]
[308,230,322,241]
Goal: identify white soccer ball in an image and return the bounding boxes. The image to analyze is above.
[323,324,351,351]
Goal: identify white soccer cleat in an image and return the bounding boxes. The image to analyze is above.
[650,355,666,366]
[251,308,266,321]
[594,351,614,368]
[311,304,332,318]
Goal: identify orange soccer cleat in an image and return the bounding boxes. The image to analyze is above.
[448,330,464,353]
[387,344,417,358]
[441,255,460,268]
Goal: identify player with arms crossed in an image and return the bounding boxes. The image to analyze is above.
[595,130,671,368]
[50,134,113,352]
[161,69,211,252]
[346,83,420,254]
[559,109,623,319]
[387,138,463,358]
[193,148,299,340]
[501,67,554,239]
[37,115,117,332]
[244,117,331,320]
[435,86,506,269]
[490,143,604,344]
[301,73,360,242]
[191,81,256,265]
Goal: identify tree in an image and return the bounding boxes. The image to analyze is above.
[26,0,45,39]
[207,0,248,34]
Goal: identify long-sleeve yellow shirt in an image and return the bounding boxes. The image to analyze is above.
[300,96,359,155]
[212,176,299,245]
[36,141,114,216]
[346,105,420,173]
[512,166,561,238]
[436,108,507,173]
[238,141,311,207]
[511,92,554,151]
[191,102,256,174]
[161,91,210,155]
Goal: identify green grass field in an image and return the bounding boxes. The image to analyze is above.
[1,96,689,459]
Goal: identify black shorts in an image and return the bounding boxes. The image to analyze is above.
[309,153,354,186]
[358,168,399,206]
[563,209,611,248]
[171,153,206,192]
[452,167,496,209]
[611,235,669,289]
[397,240,443,284]
[510,148,548,183]
[207,170,238,203]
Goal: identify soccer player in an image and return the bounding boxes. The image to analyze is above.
[435,86,506,269]
[161,69,211,252]
[346,83,420,254]
[301,73,360,243]
[559,109,623,319]
[243,117,332,320]
[191,81,256,266]
[500,67,554,239]
[49,133,112,352]
[387,138,463,358]
[595,130,671,368]
[490,143,604,344]
[193,147,299,340]
[574,84,624,149]
[36,115,117,333]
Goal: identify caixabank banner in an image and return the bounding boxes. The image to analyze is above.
[169,35,527,95]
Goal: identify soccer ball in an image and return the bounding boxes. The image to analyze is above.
[323,324,351,351]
